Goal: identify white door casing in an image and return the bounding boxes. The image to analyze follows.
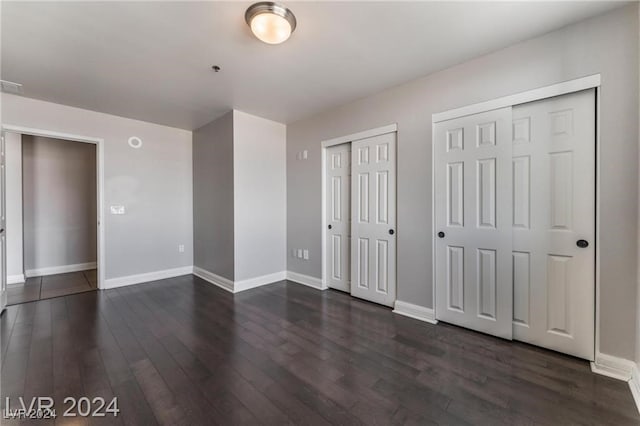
[511,89,595,360]
[325,143,351,292]
[434,107,513,339]
[350,132,396,307]
[0,132,7,313]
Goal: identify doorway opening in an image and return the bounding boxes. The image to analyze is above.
[1,127,104,308]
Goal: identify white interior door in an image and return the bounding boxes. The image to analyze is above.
[434,107,513,339]
[0,132,7,313]
[350,132,396,307]
[325,143,351,292]
[512,89,595,360]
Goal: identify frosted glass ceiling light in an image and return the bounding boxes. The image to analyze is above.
[245,2,296,45]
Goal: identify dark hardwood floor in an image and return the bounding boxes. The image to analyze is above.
[1,274,638,425]
[7,269,97,305]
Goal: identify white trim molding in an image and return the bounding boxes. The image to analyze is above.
[193,267,286,293]
[393,300,438,325]
[104,266,193,290]
[629,364,640,414]
[25,262,97,278]
[433,74,601,122]
[235,271,286,292]
[193,267,234,292]
[590,353,636,381]
[7,274,25,285]
[321,123,397,148]
[286,271,326,290]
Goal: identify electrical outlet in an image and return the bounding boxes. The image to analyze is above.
[178,244,185,253]
[303,249,309,260]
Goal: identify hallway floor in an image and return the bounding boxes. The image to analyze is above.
[7,269,97,305]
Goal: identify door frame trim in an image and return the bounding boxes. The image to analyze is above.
[320,124,397,290]
[431,74,601,359]
[1,124,106,291]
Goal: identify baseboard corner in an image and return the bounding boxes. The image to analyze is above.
[590,352,635,381]
[7,274,26,285]
[629,363,640,414]
[285,271,327,290]
[234,271,287,293]
[192,266,234,293]
[393,300,438,325]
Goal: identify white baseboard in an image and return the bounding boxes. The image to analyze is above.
[590,352,635,381]
[193,266,234,292]
[194,267,285,293]
[26,262,97,278]
[630,363,640,414]
[7,274,26,285]
[393,300,438,325]
[235,271,286,292]
[286,271,327,290]
[103,266,193,290]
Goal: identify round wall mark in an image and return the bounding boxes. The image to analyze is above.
[128,136,143,149]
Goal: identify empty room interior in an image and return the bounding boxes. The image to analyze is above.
[0,1,640,424]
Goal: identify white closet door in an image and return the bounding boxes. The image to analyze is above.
[434,108,513,339]
[325,144,351,292]
[351,132,396,307]
[512,89,595,360]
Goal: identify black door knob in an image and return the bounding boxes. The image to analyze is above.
[389,229,395,235]
[576,239,589,248]
[438,231,445,238]
[328,225,332,230]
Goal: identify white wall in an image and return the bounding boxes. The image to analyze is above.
[233,110,286,281]
[286,5,639,361]
[5,132,23,282]
[1,94,193,281]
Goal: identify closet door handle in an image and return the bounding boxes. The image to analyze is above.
[389,229,395,235]
[437,231,445,238]
[328,225,332,230]
[576,239,589,248]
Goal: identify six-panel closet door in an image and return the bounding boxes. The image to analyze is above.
[434,89,596,360]
[434,107,514,339]
[511,89,595,360]
[350,132,397,307]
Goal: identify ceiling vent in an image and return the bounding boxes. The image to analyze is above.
[0,80,24,94]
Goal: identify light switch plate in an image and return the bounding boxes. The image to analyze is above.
[302,150,308,160]
[110,205,125,215]
[303,249,309,260]
[297,249,303,258]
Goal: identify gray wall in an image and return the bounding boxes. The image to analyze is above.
[2,93,194,280]
[5,132,23,278]
[22,135,96,270]
[286,5,639,360]
[193,111,235,281]
[233,111,286,281]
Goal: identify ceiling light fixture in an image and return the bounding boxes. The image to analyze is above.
[245,2,296,45]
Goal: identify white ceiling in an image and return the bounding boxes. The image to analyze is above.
[1,1,627,130]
